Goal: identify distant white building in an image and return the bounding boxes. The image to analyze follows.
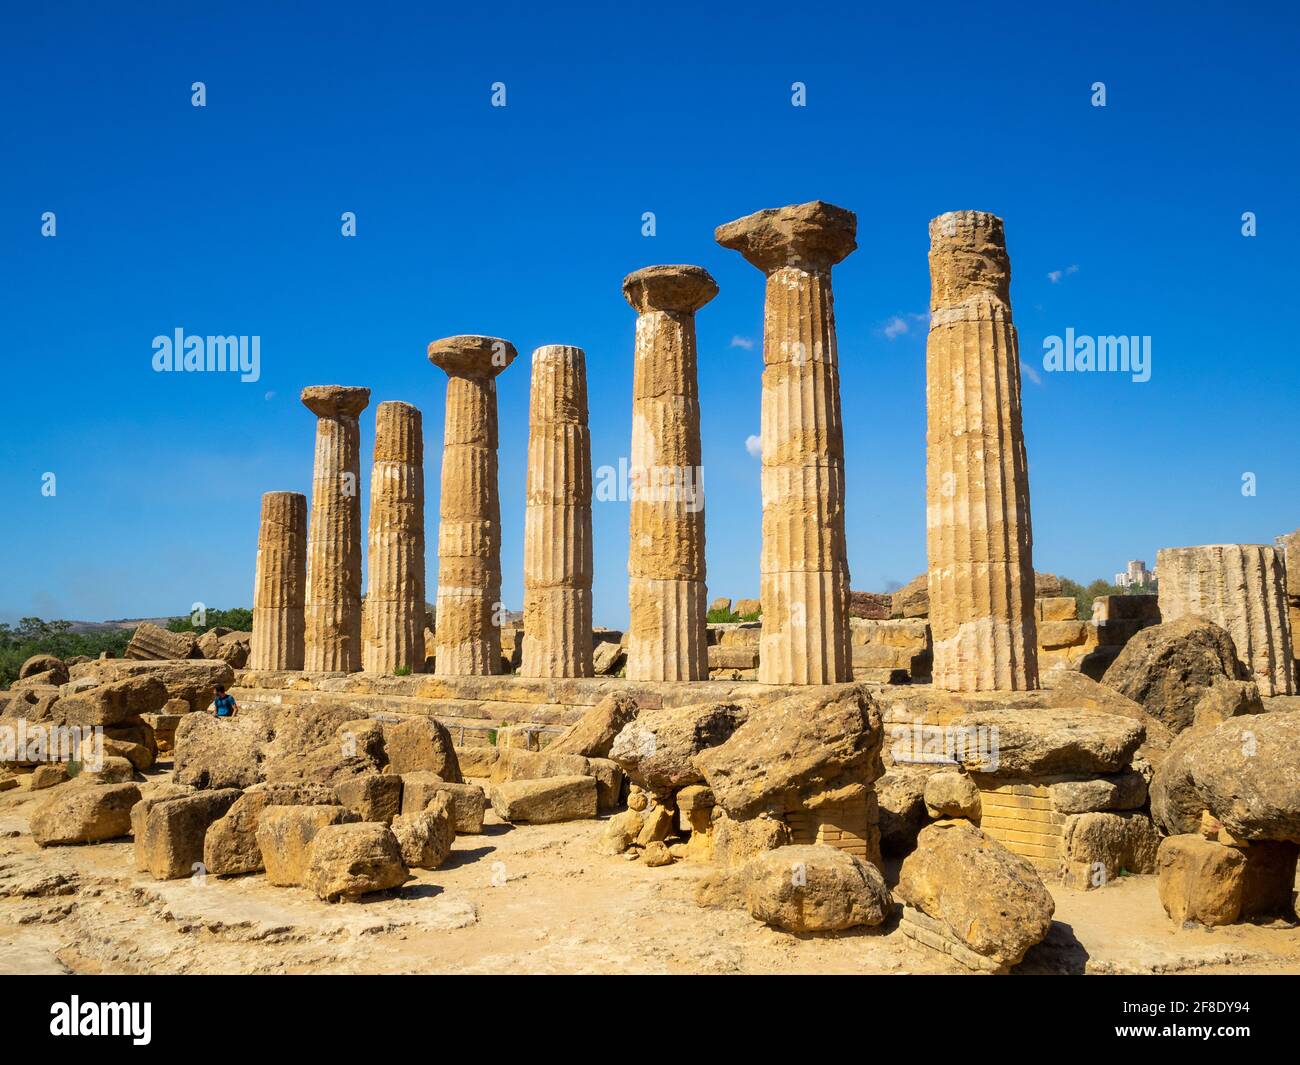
[1115,560,1154,589]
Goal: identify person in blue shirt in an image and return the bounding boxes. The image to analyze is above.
[213,684,238,719]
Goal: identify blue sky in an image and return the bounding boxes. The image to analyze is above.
[2,2,1297,628]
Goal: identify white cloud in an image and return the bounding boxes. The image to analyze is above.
[1020,360,1043,386]
[744,434,761,457]
[883,316,909,339]
[730,336,754,350]
[1047,264,1079,284]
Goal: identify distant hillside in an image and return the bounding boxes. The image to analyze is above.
[63,617,177,635]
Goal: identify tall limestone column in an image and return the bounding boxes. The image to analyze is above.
[925,211,1038,691]
[249,491,307,671]
[522,345,594,678]
[1157,544,1295,696]
[1283,528,1300,688]
[715,201,855,685]
[427,336,517,676]
[363,401,425,673]
[301,385,370,672]
[623,266,716,682]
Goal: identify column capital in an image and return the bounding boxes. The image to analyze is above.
[928,210,1011,311]
[427,335,517,378]
[301,385,371,418]
[622,265,718,314]
[715,200,856,273]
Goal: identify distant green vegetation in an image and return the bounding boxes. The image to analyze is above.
[706,607,762,624]
[0,618,132,690]
[1058,578,1153,620]
[166,608,253,634]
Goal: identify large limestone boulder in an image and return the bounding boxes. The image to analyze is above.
[694,686,882,819]
[1101,616,1247,735]
[174,707,275,789]
[31,783,142,846]
[1048,771,1147,814]
[701,844,892,933]
[135,790,242,880]
[433,781,486,833]
[489,747,590,784]
[1156,835,1246,926]
[257,805,360,886]
[129,785,195,867]
[1044,670,1172,772]
[303,822,409,901]
[950,705,1144,778]
[1059,811,1161,889]
[488,775,598,823]
[586,757,624,812]
[378,716,462,782]
[897,820,1055,970]
[31,764,69,790]
[609,701,747,791]
[546,692,639,759]
[390,793,455,869]
[69,659,235,717]
[102,737,153,772]
[595,809,643,855]
[79,755,138,785]
[262,707,387,787]
[197,629,252,668]
[591,639,626,676]
[335,773,403,824]
[59,676,168,727]
[454,744,498,777]
[923,771,980,820]
[1151,712,1300,841]
[19,655,67,684]
[875,766,937,855]
[710,811,790,868]
[203,783,338,876]
[1189,677,1265,730]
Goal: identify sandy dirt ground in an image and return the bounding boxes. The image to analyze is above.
[2,768,1298,976]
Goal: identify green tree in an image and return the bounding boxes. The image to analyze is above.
[0,618,133,689]
[1059,577,1126,620]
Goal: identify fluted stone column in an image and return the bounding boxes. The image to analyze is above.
[427,336,517,676]
[623,266,716,682]
[250,491,307,671]
[302,385,370,672]
[363,401,425,673]
[1157,544,1295,696]
[715,201,855,685]
[1283,529,1300,688]
[522,345,594,678]
[924,211,1038,691]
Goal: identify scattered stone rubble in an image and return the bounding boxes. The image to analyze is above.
[5,200,1299,968]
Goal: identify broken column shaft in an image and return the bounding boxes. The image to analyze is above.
[363,401,426,673]
[925,211,1038,691]
[249,490,307,671]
